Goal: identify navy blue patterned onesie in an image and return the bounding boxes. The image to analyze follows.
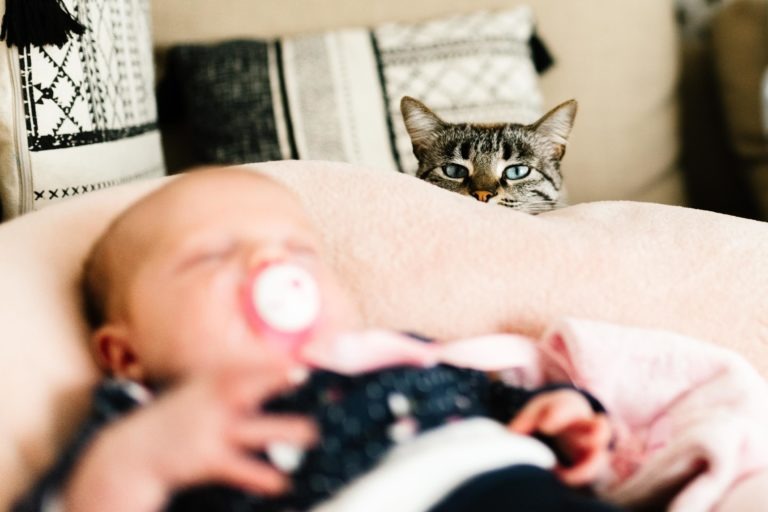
[14,364,623,512]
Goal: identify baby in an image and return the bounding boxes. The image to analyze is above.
[15,169,620,512]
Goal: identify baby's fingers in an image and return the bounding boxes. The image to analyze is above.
[556,450,609,487]
[511,392,593,435]
[556,416,612,487]
[563,415,612,454]
[535,399,594,435]
[213,453,290,496]
[556,444,609,487]
[222,364,309,410]
[231,415,318,450]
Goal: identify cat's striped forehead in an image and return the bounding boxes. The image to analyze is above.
[434,124,540,165]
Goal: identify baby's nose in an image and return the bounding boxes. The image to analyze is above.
[245,242,288,268]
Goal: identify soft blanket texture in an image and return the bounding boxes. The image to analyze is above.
[302,321,768,511]
[540,319,768,511]
[2,160,768,509]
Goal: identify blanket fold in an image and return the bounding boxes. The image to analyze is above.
[304,319,768,511]
[539,319,768,511]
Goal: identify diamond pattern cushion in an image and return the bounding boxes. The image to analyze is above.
[0,0,165,219]
[162,6,545,175]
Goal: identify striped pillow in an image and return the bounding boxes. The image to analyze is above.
[163,6,547,175]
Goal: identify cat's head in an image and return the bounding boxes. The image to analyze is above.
[400,97,577,213]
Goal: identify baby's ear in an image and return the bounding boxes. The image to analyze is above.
[92,324,144,381]
[400,96,445,151]
[532,99,577,160]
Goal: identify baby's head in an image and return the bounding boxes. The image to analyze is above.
[82,168,359,387]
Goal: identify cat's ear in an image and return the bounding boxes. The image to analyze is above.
[532,99,577,160]
[400,96,446,150]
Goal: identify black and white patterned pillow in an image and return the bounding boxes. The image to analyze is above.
[0,0,165,219]
[162,6,549,175]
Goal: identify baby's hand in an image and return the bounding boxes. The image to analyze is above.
[62,360,317,512]
[508,389,611,487]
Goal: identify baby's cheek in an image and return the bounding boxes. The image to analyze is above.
[182,274,246,351]
[321,282,363,331]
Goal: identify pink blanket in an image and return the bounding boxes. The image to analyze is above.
[303,319,768,511]
[540,319,768,511]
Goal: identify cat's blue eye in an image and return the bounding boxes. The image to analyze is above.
[442,163,469,179]
[503,165,531,180]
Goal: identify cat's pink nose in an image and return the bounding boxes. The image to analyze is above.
[471,190,496,202]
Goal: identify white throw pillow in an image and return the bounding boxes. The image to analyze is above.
[0,0,165,219]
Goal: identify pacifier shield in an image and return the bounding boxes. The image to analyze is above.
[251,263,320,334]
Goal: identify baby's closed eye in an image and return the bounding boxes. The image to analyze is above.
[179,239,238,270]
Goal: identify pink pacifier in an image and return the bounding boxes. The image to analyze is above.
[242,262,321,356]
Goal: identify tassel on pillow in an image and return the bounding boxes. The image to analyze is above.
[529,30,554,74]
[1,0,85,48]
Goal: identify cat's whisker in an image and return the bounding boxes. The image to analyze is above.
[496,197,564,214]
[517,200,563,214]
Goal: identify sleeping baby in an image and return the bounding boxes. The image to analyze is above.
[14,168,623,512]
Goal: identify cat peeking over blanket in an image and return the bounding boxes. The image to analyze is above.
[400,96,577,213]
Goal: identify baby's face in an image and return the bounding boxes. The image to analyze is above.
[105,171,359,385]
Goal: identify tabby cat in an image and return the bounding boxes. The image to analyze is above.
[400,96,577,213]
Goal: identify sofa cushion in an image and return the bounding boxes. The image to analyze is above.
[162,6,546,174]
[0,0,165,219]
